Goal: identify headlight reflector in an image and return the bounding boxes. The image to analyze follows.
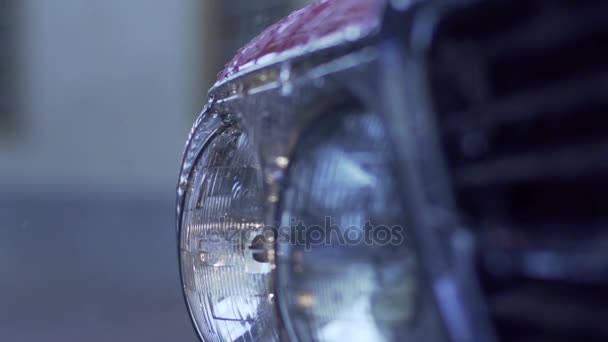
[277,109,419,342]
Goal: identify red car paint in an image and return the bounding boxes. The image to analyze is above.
[218,0,384,80]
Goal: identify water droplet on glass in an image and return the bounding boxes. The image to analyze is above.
[280,62,293,96]
[236,82,246,97]
[344,25,361,41]
[179,179,188,191]
[281,83,293,96]
[275,156,289,168]
[222,111,234,124]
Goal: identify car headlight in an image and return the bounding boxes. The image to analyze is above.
[276,107,418,342]
[179,123,279,342]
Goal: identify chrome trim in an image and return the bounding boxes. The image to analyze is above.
[379,2,498,342]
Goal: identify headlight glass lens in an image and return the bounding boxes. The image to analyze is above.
[179,126,279,342]
[277,109,418,342]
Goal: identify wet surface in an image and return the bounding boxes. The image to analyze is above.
[218,0,382,80]
[0,191,198,342]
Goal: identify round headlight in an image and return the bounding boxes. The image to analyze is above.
[179,125,279,342]
[276,108,419,341]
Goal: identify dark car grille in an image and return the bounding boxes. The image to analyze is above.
[427,0,608,340]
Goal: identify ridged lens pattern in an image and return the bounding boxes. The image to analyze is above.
[277,109,418,342]
[180,127,279,342]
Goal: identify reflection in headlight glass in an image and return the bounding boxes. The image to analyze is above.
[180,126,279,342]
[277,109,418,342]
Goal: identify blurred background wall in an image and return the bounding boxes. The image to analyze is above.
[0,0,309,341]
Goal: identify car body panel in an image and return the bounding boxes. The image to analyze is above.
[217,0,383,82]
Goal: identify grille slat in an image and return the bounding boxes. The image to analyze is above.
[453,140,608,187]
[426,0,608,340]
